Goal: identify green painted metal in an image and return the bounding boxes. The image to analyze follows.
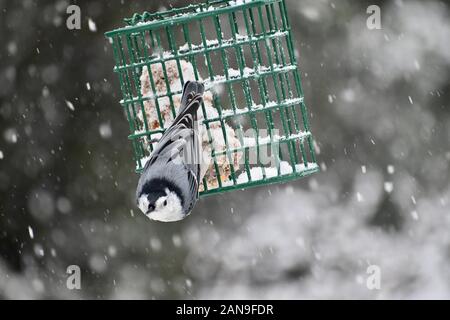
[105,0,319,196]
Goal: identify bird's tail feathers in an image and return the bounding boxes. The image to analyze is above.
[180,81,205,111]
[174,81,204,124]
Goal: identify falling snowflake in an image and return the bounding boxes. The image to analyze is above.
[4,128,18,144]
[65,100,75,111]
[384,182,394,193]
[387,165,395,174]
[356,192,364,202]
[28,226,34,239]
[99,123,112,139]
[88,18,97,32]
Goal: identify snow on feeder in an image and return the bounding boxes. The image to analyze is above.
[105,0,319,196]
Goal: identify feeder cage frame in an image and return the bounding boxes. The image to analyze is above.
[105,0,319,197]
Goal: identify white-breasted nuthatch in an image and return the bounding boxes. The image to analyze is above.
[136,81,205,222]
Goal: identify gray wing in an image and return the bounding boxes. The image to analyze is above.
[143,81,204,201]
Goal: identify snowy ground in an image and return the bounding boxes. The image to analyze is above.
[0,0,449,299]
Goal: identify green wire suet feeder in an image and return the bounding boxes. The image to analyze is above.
[105,0,319,197]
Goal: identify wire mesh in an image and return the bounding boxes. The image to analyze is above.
[105,0,319,196]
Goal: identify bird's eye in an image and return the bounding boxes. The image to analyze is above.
[163,200,167,206]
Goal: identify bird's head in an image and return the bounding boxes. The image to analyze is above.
[137,186,184,222]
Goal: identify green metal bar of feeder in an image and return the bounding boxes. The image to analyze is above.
[135,160,320,196]
[119,64,296,104]
[212,131,311,158]
[213,14,239,185]
[199,17,223,189]
[199,163,319,197]
[181,23,209,192]
[204,97,303,128]
[124,1,230,25]
[247,7,281,174]
[243,8,281,175]
[139,31,166,130]
[166,26,185,85]
[106,0,318,193]
[105,0,282,36]
[129,99,308,139]
[125,33,151,167]
[228,10,268,181]
[266,3,305,166]
[256,5,297,168]
[116,35,144,167]
[111,37,132,128]
[126,37,147,166]
[113,30,289,73]
[280,0,316,165]
[153,31,177,119]
[247,7,278,139]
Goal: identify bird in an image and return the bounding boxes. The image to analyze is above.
[138,60,242,190]
[136,81,204,222]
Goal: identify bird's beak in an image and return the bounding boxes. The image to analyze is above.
[146,204,156,215]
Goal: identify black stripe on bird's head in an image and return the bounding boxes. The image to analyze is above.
[139,178,185,210]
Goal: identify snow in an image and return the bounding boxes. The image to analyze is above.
[196,6,213,13]
[228,0,251,6]
[342,88,356,102]
[242,131,309,149]
[56,197,72,214]
[172,235,182,247]
[89,254,107,273]
[414,60,421,70]
[3,0,450,301]
[301,6,321,21]
[65,100,75,111]
[384,181,394,193]
[99,123,112,139]
[108,245,117,257]
[28,226,34,239]
[150,238,162,252]
[295,162,319,173]
[387,165,395,174]
[206,39,219,47]
[8,41,17,56]
[178,31,288,55]
[220,98,302,118]
[4,128,18,144]
[34,244,44,257]
[233,161,295,184]
[356,192,364,202]
[205,64,297,89]
[328,94,334,103]
[139,156,151,170]
[28,189,55,221]
[223,162,318,186]
[88,18,97,32]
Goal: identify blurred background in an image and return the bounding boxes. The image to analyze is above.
[1,0,449,299]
